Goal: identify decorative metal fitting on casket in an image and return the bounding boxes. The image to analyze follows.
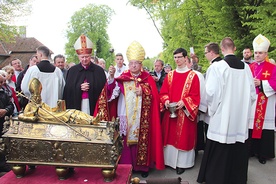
[1,116,123,182]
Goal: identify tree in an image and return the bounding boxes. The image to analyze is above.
[0,0,31,42]
[244,0,276,58]
[65,4,115,66]
[143,57,155,71]
[128,0,276,72]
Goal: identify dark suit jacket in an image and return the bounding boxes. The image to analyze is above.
[0,88,14,135]
[149,69,167,92]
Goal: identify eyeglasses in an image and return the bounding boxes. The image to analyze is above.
[204,51,210,55]
[174,56,184,59]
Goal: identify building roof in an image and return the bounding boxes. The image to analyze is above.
[0,37,53,68]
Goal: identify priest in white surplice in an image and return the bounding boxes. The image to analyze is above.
[21,46,65,108]
[197,37,256,184]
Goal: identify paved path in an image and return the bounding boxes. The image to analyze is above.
[133,132,276,184]
[1,133,275,183]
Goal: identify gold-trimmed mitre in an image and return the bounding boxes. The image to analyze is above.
[126,41,145,62]
[29,78,42,96]
[74,34,93,55]
[253,34,270,52]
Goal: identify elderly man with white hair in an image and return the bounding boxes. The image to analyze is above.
[63,34,109,119]
[108,41,164,178]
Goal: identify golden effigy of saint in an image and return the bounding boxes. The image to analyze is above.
[18,78,100,125]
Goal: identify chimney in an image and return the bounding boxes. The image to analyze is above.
[19,26,27,38]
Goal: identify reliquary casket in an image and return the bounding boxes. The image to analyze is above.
[1,116,123,182]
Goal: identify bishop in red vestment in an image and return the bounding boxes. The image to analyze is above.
[107,41,164,177]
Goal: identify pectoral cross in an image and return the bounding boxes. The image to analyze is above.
[262,70,270,78]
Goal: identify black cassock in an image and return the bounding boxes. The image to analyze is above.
[63,63,106,115]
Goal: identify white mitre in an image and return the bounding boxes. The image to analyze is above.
[253,34,270,52]
[74,34,93,55]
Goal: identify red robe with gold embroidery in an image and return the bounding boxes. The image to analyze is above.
[114,70,165,170]
[93,82,110,121]
[160,70,200,151]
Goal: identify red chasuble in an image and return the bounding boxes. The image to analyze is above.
[116,70,165,170]
[160,70,200,151]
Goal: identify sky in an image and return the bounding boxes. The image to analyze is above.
[16,0,164,60]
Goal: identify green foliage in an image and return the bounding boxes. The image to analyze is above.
[0,0,31,42]
[129,0,276,72]
[244,0,276,58]
[143,58,155,71]
[0,23,19,42]
[65,4,115,66]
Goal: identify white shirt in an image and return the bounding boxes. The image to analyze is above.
[115,65,128,78]
[193,70,207,113]
[108,65,129,101]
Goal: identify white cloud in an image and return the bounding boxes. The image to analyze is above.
[17,0,163,61]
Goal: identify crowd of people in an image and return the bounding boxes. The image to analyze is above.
[0,33,275,184]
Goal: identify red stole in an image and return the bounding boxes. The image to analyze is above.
[117,71,151,166]
[93,83,110,121]
[250,61,274,138]
[136,81,152,166]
